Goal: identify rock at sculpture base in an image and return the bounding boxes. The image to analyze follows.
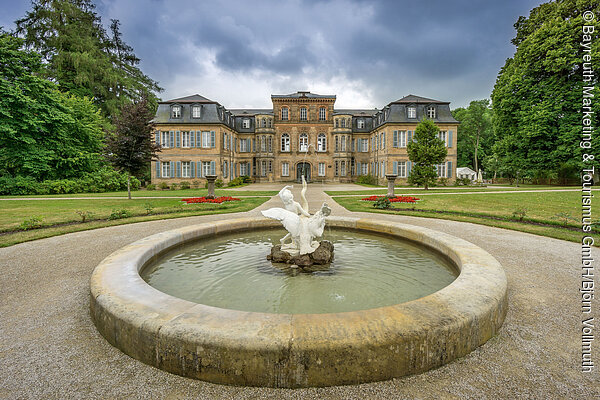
[268,241,334,271]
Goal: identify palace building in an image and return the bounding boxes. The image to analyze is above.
[151,91,458,185]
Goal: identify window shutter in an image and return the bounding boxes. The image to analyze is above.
[447,161,452,178]
[175,161,180,178]
[357,162,361,175]
[211,131,216,148]
[407,161,412,176]
[190,131,195,147]
[247,138,251,152]
[170,161,175,178]
[210,161,216,175]
[169,131,174,147]
[198,162,203,178]
[407,131,412,143]
[194,131,199,147]
[393,131,398,148]
[156,161,160,178]
[176,131,180,147]
[393,161,398,175]
[448,130,453,148]
[155,131,160,148]
[190,162,195,178]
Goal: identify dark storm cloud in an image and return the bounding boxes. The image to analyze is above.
[1,0,545,108]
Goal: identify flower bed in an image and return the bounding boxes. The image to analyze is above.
[181,196,241,204]
[361,195,419,203]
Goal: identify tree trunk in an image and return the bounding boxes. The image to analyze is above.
[127,175,131,200]
[474,134,480,173]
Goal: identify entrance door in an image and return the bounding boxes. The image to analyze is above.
[296,162,311,183]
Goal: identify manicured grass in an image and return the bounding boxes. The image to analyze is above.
[332,191,594,244]
[326,185,580,196]
[0,197,268,247]
[0,188,278,198]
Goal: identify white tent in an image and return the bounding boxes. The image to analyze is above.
[456,167,477,182]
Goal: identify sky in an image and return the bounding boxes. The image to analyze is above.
[1,0,545,109]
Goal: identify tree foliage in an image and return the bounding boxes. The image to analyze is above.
[491,0,600,183]
[407,119,448,189]
[105,98,159,198]
[0,33,105,181]
[15,0,161,117]
[452,99,493,173]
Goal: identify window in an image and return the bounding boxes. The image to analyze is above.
[351,138,355,152]
[202,131,212,148]
[240,139,248,152]
[319,107,326,121]
[268,160,272,173]
[300,107,307,121]
[299,133,308,152]
[202,161,211,177]
[381,132,385,149]
[334,161,339,176]
[267,118,272,128]
[341,135,346,152]
[341,161,346,176]
[223,161,228,178]
[400,131,407,147]
[357,119,365,129]
[335,119,339,128]
[161,162,170,177]
[317,134,326,152]
[359,138,368,152]
[282,162,289,176]
[261,135,267,152]
[437,163,447,178]
[318,162,325,176]
[362,163,368,175]
[281,134,290,151]
[161,131,170,148]
[397,161,406,177]
[240,163,249,176]
[261,160,267,176]
[341,118,346,128]
[192,106,201,118]
[438,131,447,146]
[181,131,191,148]
[407,106,416,119]
[242,119,250,129]
[427,106,436,119]
[380,161,385,177]
[181,161,191,178]
[347,118,351,127]
[268,136,272,152]
[261,118,266,127]
[171,105,181,119]
[281,107,289,120]
[223,133,228,150]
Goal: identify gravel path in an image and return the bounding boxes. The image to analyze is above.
[0,185,598,399]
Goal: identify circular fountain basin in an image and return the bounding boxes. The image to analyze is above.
[90,217,507,388]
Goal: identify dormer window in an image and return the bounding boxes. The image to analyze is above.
[242,118,250,129]
[192,105,201,118]
[427,106,436,119]
[407,106,416,119]
[281,107,289,121]
[357,119,365,129]
[171,105,181,119]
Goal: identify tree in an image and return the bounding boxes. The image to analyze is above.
[491,0,600,183]
[105,98,159,199]
[0,33,105,181]
[407,119,448,189]
[15,0,161,117]
[452,99,493,173]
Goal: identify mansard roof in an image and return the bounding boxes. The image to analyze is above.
[271,91,336,99]
[161,94,216,104]
[392,94,449,104]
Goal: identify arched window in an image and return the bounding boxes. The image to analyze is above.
[317,133,326,152]
[281,107,289,120]
[341,118,346,128]
[299,133,308,152]
[281,134,290,152]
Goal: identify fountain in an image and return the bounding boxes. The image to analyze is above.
[90,182,508,388]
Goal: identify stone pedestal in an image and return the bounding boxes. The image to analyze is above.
[205,175,217,199]
[385,174,398,197]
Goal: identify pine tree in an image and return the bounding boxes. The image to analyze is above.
[407,119,448,189]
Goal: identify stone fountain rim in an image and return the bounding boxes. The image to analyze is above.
[89,216,508,387]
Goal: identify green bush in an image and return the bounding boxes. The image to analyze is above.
[215,179,224,188]
[145,184,156,191]
[75,210,94,222]
[357,175,378,185]
[511,207,528,221]
[19,216,44,230]
[158,182,169,190]
[227,177,246,187]
[437,177,449,186]
[143,203,154,215]
[241,175,252,183]
[179,181,191,190]
[170,183,178,190]
[191,180,201,188]
[108,209,132,220]
[373,197,391,209]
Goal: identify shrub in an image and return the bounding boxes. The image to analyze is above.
[75,210,94,222]
[227,177,246,187]
[19,216,44,230]
[108,209,132,220]
[143,203,154,215]
[437,177,449,186]
[170,183,178,190]
[241,175,252,183]
[373,197,391,209]
[356,175,378,185]
[512,208,528,221]
[215,179,224,188]
[552,212,577,227]
[191,180,201,188]
[146,184,156,191]
[158,182,169,190]
[179,181,191,190]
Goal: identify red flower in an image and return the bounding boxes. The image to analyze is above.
[361,195,419,203]
[181,196,241,204]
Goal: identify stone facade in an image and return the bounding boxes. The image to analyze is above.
[151,92,459,185]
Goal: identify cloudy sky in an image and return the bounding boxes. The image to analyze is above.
[1,0,544,109]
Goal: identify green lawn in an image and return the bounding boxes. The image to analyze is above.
[0,188,278,198]
[326,185,579,196]
[332,191,593,243]
[0,196,268,247]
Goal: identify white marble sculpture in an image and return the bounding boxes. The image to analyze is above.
[261,176,331,256]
